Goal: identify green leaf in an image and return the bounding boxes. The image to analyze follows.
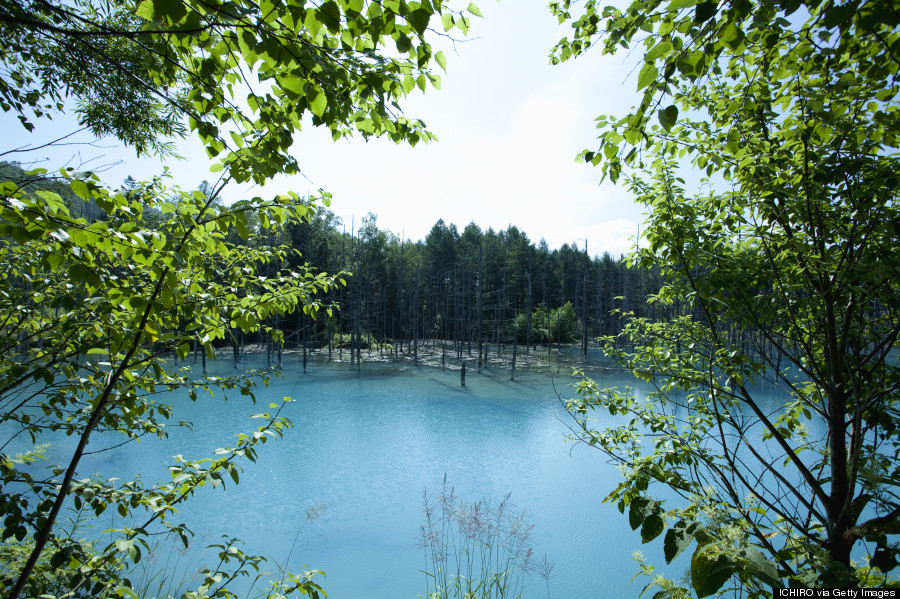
[307,88,327,117]
[645,41,673,62]
[441,12,454,31]
[134,0,187,23]
[694,1,716,22]
[628,496,653,530]
[641,513,665,543]
[435,50,448,73]
[663,521,694,563]
[738,548,781,587]
[637,62,659,90]
[658,105,678,131]
[50,548,71,568]
[233,212,250,239]
[396,32,413,53]
[402,74,415,94]
[135,0,155,20]
[676,49,706,78]
[45,252,64,270]
[467,3,483,17]
[408,8,431,35]
[691,547,734,597]
[317,1,342,34]
[71,179,89,201]
[719,22,745,51]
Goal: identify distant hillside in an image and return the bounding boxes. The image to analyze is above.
[0,161,105,220]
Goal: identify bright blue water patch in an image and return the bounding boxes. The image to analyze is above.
[33,355,688,598]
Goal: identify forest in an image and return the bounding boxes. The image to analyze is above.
[2,0,899,595]
[1,160,667,369]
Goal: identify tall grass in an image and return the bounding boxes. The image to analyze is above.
[419,475,546,599]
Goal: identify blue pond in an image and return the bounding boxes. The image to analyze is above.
[47,353,686,598]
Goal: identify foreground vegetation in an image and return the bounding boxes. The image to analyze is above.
[2,0,899,595]
[555,0,900,593]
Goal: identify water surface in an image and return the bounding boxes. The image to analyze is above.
[51,353,683,598]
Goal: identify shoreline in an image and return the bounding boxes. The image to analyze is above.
[174,338,622,379]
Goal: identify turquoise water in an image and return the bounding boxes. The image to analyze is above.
[42,354,683,598]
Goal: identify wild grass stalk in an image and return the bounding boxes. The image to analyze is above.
[418,475,546,599]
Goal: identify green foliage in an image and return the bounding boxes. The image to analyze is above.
[0,168,337,597]
[549,302,576,343]
[517,302,577,344]
[0,511,125,598]
[2,0,478,171]
[554,0,900,593]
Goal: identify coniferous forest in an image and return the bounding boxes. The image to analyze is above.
[2,160,665,367]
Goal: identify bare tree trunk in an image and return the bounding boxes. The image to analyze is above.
[414,266,419,365]
[477,246,484,373]
[276,313,282,367]
[583,239,589,357]
[525,269,533,355]
[557,312,561,352]
[511,324,518,381]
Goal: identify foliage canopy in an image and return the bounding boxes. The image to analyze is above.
[553,0,900,593]
[1,0,477,174]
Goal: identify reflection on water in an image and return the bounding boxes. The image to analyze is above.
[29,352,691,598]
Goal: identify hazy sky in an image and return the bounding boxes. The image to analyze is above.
[2,0,646,256]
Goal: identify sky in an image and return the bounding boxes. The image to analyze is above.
[1,0,647,257]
